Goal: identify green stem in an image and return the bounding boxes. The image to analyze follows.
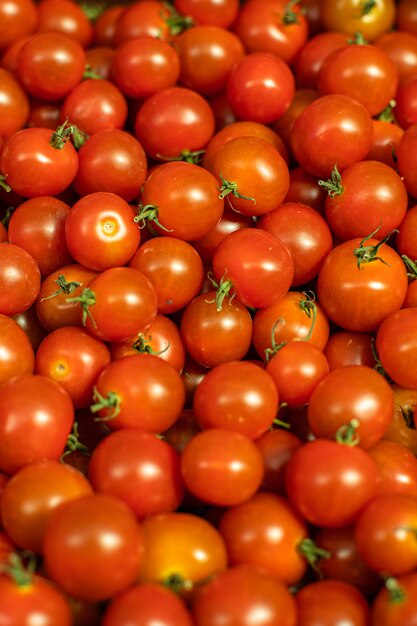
[132,333,170,356]
[264,318,287,363]
[402,255,417,280]
[155,149,205,165]
[90,387,121,421]
[378,100,396,123]
[218,173,256,205]
[384,576,406,604]
[0,175,11,193]
[1,206,14,227]
[50,119,88,150]
[298,539,331,578]
[359,0,376,16]
[299,291,317,342]
[206,271,235,311]
[60,422,89,461]
[134,204,172,232]
[347,31,368,45]
[273,418,291,429]
[318,165,343,197]
[40,274,81,302]
[282,0,301,24]
[336,419,361,446]
[83,64,103,80]
[66,287,97,328]
[2,553,36,587]
[353,225,396,270]
[163,573,194,593]
[162,1,194,35]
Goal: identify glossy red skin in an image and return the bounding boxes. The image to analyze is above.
[320,0,395,42]
[317,237,408,333]
[89,428,184,519]
[294,31,348,89]
[109,314,186,374]
[180,292,252,368]
[13,305,47,355]
[233,0,308,64]
[181,356,207,407]
[296,580,370,626]
[258,201,333,286]
[175,26,244,96]
[252,291,330,359]
[93,353,185,433]
[43,494,144,602]
[139,512,227,584]
[16,32,85,101]
[227,52,295,124]
[318,44,398,117]
[0,374,74,474]
[140,162,224,241]
[0,0,37,50]
[129,237,204,314]
[375,31,417,85]
[213,228,293,309]
[35,326,111,408]
[27,98,61,130]
[193,361,278,439]
[355,494,417,575]
[315,526,381,596]
[85,46,115,80]
[324,160,408,240]
[397,0,417,35]
[323,331,375,370]
[181,428,264,506]
[0,574,72,626]
[103,583,193,626]
[308,365,394,449]
[82,267,158,343]
[192,208,253,264]
[285,439,378,528]
[368,440,417,498]
[1,460,92,553]
[290,94,373,178]
[113,1,172,46]
[397,124,417,198]
[35,264,97,332]
[73,129,147,202]
[94,6,124,46]
[203,120,288,172]
[60,79,127,135]
[174,0,239,28]
[267,342,330,407]
[192,565,297,626]
[0,314,34,384]
[284,167,325,212]
[272,88,318,150]
[367,119,403,169]
[371,571,417,626]
[134,87,215,160]
[397,205,417,259]
[111,37,180,99]
[376,308,417,389]
[219,492,308,584]
[36,0,93,47]
[255,429,302,494]
[0,68,30,140]
[395,76,417,129]
[1,128,78,198]
[8,196,72,277]
[0,243,40,316]
[65,192,140,271]
[212,136,289,216]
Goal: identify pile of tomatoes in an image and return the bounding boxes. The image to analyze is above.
[2,0,417,623]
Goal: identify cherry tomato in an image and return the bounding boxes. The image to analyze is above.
[0,68,30,140]
[323,331,375,370]
[255,429,302,494]
[320,0,395,42]
[376,308,417,389]
[368,439,417,498]
[0,314,34,384]
[0,0,38,51]
[0,243,40,316]
[375,31,417,85]
[294,31,348,89]
[371,571,417,626]
[36,0,93,48]
[174,0,239,28]
[296,579,370,626]
[397,124,417,198]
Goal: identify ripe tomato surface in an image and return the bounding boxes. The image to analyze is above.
[36,0,93,47]
[308,365,394,449]
[0,243,40,316]
[371,571,417,626]
[73,129,147,202]
[294,31,348,89]
[255,429,302,494]
[0,374,74,475]
[192,565,297,626]
[140,161,224,241]
[113,1,174,46]
[103,583,193,626]
[193,361,278,439]
[397,124,417,198]
[35,326,111,408]
[91,353,185,433]
[295,579,370,626]
[181,428,264,506]
[271,88,318,149]
[375,30,417,85]
[129,237,204,314]
[382,385,417,455]
[285,439,378,528]
[323,331,375,370]
[192,208,253,264]
[0,314,34,384]
[0,127,78,198]
[43,493,144,602]
[0,0,38,51]
[8,196,72,277]
[139,512,227,586]
[15,32,85,101]
[368,439,417,498]
[290,94,373,178]
[317,235,408,332]
[0,68,30,140]
[397,204,417,260]
[65,192,140,271]
[88,428,184,519]
[174,0,239,28]
[1,460,92,553]
[320,0,396,41]
[395,76,417,129]
[212,228,294,309]
[226,52,295,124]
[285,166,327,213]
[376,308,417,389]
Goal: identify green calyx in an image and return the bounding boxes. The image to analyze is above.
[218,173,256,205]
[155,149,205,165]
[66,287,97,328]
[0,175,11,193]
[336,419,361,446]
[132,333,170,356]
[206,271,235,312]
[90,387,121,421]
[353,225,396,270]
[40,274,81,302]
[162,1,194,35]
[318,165,343,198]
[134,204,172,232]
[50,119,88,150]
[61,422,89,461]
[298,538,331,577]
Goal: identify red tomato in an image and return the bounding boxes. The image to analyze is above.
[255,429,302,494]
[397,124,417,198]
[0,243,40,316]
[174,0,239,28]
[320,0,395,42]
[376,308,417,389]
[0,68,30,140]
[294,31,348,89]
[113,1,174,46]
[88,428,184,519]
[371,571,417,626]
[0,314,34,384]
[395,76,417,129]
[375,30,417,85]
[296,580,370,626]
[368,439,417,498]
[43,493,144,602]
[36,0,93,47]
[0,0,37,50]
[323,331,375,370]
